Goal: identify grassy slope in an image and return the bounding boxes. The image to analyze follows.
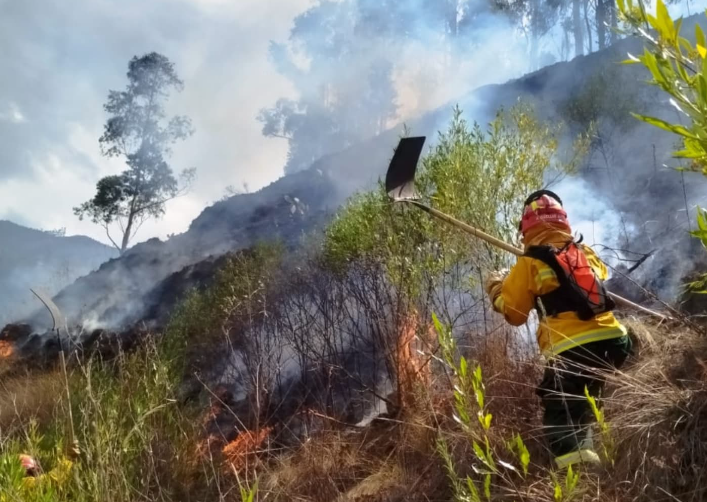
[0,317,704,501]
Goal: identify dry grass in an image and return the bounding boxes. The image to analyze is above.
[252,318,707,502]
[0,368,64,434]
[260,418,446,502]
[602,318,707,502]
[1,318,706,502]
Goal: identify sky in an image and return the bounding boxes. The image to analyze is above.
[0,0,703,249]
[0,0,312,246]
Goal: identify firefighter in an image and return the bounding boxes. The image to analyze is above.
[15,440,79,492]
[19,453,74,488]
[484,190,632,469]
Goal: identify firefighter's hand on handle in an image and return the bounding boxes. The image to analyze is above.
[484,269,508,301]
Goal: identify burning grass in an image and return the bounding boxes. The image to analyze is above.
[0,316,705,502]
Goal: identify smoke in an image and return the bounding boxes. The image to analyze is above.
[261,0,540,174]
[553,177,635,256]
[5,0,707,338]
[0,221,116,327]
[0,0,311,245]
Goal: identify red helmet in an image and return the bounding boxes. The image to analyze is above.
[519,190,569,235]
[19,454,39,476]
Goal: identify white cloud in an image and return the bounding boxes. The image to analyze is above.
[0,0,312,245]
[0,101,25,123]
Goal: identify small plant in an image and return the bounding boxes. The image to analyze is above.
[506,434,531,477]
[433,313,531,501]
[618,0,707,288]
[238,478,259,502]
[552,465,581,502]
[585,386,614,464]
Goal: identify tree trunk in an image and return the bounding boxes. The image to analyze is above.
[596,0,607,49]
[121,215,133,253]
[584,0,593,53]
[573,0,583,56]
[121,195,138,253]
[609,0,618,43]
[529,0,541,69]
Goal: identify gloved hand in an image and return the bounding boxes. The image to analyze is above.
[484,269,509,302]
[66,439,81,460]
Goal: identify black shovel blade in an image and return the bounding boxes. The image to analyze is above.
[385,136,426,200]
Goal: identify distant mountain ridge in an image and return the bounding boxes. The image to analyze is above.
[0,220,116,326]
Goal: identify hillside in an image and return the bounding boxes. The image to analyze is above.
[0,220,116,327]
[2,5,707,501]
[3,14,704,359]
[16,29,703,338]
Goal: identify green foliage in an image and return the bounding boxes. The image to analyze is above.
[74,52,195,253]
[433,313,531,501]
[435,313,492,438]
[0,341,199,502]
[436,437,476,502]
[552,465,581,502]
[324,105,584,298]
[0,242,287,501]
[691,206,707,247]
[617,0,707,170]
[559,63,645,175]
[560,67,643,131]
[618,0,707,288]
[584,386,614,464]
[164,242,284,376]
[507,434,530,477]
[239,479,259,502]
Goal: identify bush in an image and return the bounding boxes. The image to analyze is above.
[325,104,585,287]
[0,340,206,502]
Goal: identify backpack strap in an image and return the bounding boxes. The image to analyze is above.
[525,244,612,321]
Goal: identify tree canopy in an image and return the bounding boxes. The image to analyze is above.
[74,52,195,253]
[261,0,630,175]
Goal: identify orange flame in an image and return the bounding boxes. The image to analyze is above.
[396,311,435,411]
[222,426,272,474]
[0,340,14,358]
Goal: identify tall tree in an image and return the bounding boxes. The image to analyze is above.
[596,0,608,48]
[573,0,584,56]
[259,1,399,174]
[492,0,565,68]
[74,52,195,254]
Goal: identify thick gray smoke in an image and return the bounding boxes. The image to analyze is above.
[4,0,707,341]
[259,0,557,175]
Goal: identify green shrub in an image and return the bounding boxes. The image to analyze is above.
[324,105,586,298]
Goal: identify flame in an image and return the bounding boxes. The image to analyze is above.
[396,311,435,411]
[222,426,272,474]
[0,340,14,358]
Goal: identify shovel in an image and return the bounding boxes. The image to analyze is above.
[385,136,666,321]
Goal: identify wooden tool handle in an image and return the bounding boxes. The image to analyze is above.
[405,200,667,321]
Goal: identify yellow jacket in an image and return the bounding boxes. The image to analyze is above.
[492,225,626,357]
[21,458,73,489]
[0,458,73,502]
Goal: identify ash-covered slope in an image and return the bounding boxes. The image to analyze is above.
[25,154,397,330]
[0,220,116,327]
[20,22,707,333]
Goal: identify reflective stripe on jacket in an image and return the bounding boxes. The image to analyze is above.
[492,228,626,357]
